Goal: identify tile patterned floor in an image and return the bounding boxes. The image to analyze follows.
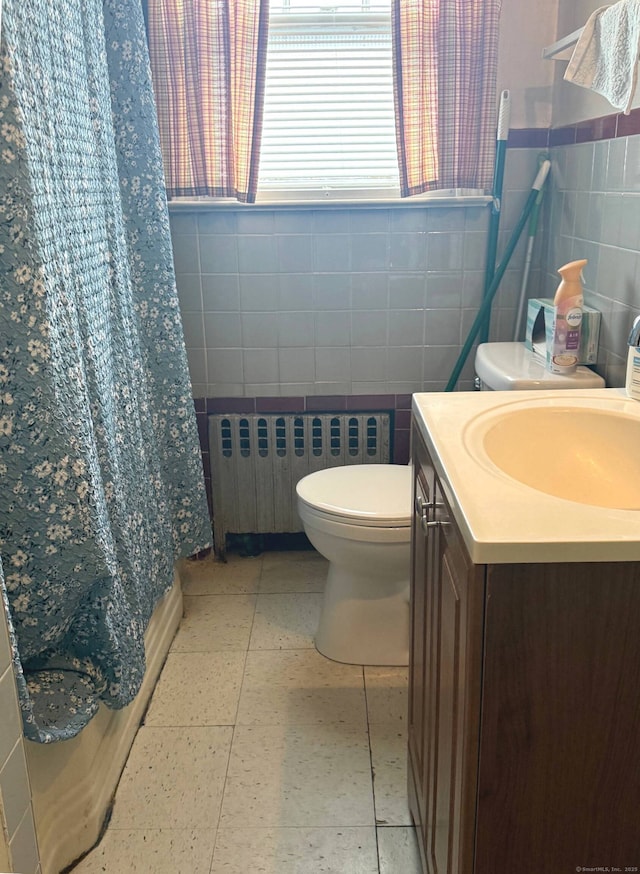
[72,551,422,874]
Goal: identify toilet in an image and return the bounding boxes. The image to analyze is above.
[297,341,605,669]
[296,464,412,666]
[475,341,605,390]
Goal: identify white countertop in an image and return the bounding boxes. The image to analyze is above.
[412,388,640,564]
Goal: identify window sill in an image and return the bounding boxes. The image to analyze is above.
[167,192,492,211]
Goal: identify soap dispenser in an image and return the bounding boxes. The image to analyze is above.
[549,259,586,374]
[626,315,640,399]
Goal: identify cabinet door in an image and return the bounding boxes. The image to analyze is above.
[409,426,484,874]
[428,501,460,873]
[475,562,640,872]
[428,498,483,874]
[408,428,436,864]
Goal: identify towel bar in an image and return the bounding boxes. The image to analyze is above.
[542,26,584,59]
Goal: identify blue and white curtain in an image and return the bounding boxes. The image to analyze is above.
[0,0,211,742]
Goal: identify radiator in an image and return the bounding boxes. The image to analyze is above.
[209,412,391,554]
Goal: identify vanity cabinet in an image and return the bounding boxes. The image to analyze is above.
[409,421,640,874]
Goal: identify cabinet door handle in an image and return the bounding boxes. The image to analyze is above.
[417,497,429,535]
[422,518,451,535]
[415,495,445,515]
[415,494,428,517]
[416,495,449,534]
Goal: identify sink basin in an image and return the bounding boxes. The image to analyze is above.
[475,405,640,509]
[413,388,640,562]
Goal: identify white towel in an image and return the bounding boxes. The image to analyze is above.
[564,0,640,114]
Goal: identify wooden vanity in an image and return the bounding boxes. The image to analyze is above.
[409,419,640,874]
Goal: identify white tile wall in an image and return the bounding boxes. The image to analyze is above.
[1,744,31,837]
[0,582,40,874]
[0,627,11,677]
[0,829,9,871]
[172,138,640,396]
[542,134,640,386]
[170,164,547,398]
[8,808,39,874]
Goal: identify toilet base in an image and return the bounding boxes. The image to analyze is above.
[315,563,410,666]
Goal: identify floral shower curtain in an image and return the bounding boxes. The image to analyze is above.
[0,0,211,742]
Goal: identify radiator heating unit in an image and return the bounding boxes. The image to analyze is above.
[209,412,391,554]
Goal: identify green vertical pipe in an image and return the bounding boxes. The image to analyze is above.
[513,179,546,340]
[444,160,550,392]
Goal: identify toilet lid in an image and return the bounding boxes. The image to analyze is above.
[296,464,412,524]
[475,342,605,390]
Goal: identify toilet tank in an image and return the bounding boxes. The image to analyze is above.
[475,342,605,391]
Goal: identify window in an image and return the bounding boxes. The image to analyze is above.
[257,0,400,200]
[148,0,501,204]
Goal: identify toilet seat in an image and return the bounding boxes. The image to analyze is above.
[298,502,411,543]
[296,464,412,526]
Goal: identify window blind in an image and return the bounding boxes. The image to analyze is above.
[258,11,400,196]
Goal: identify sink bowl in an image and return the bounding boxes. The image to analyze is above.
[475,405,640,509]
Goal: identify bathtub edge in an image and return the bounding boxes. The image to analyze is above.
[26,567,183,874]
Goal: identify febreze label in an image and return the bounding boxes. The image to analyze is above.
[566,306,583,330]
[564,306,582,352]
[550,299,582,373]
